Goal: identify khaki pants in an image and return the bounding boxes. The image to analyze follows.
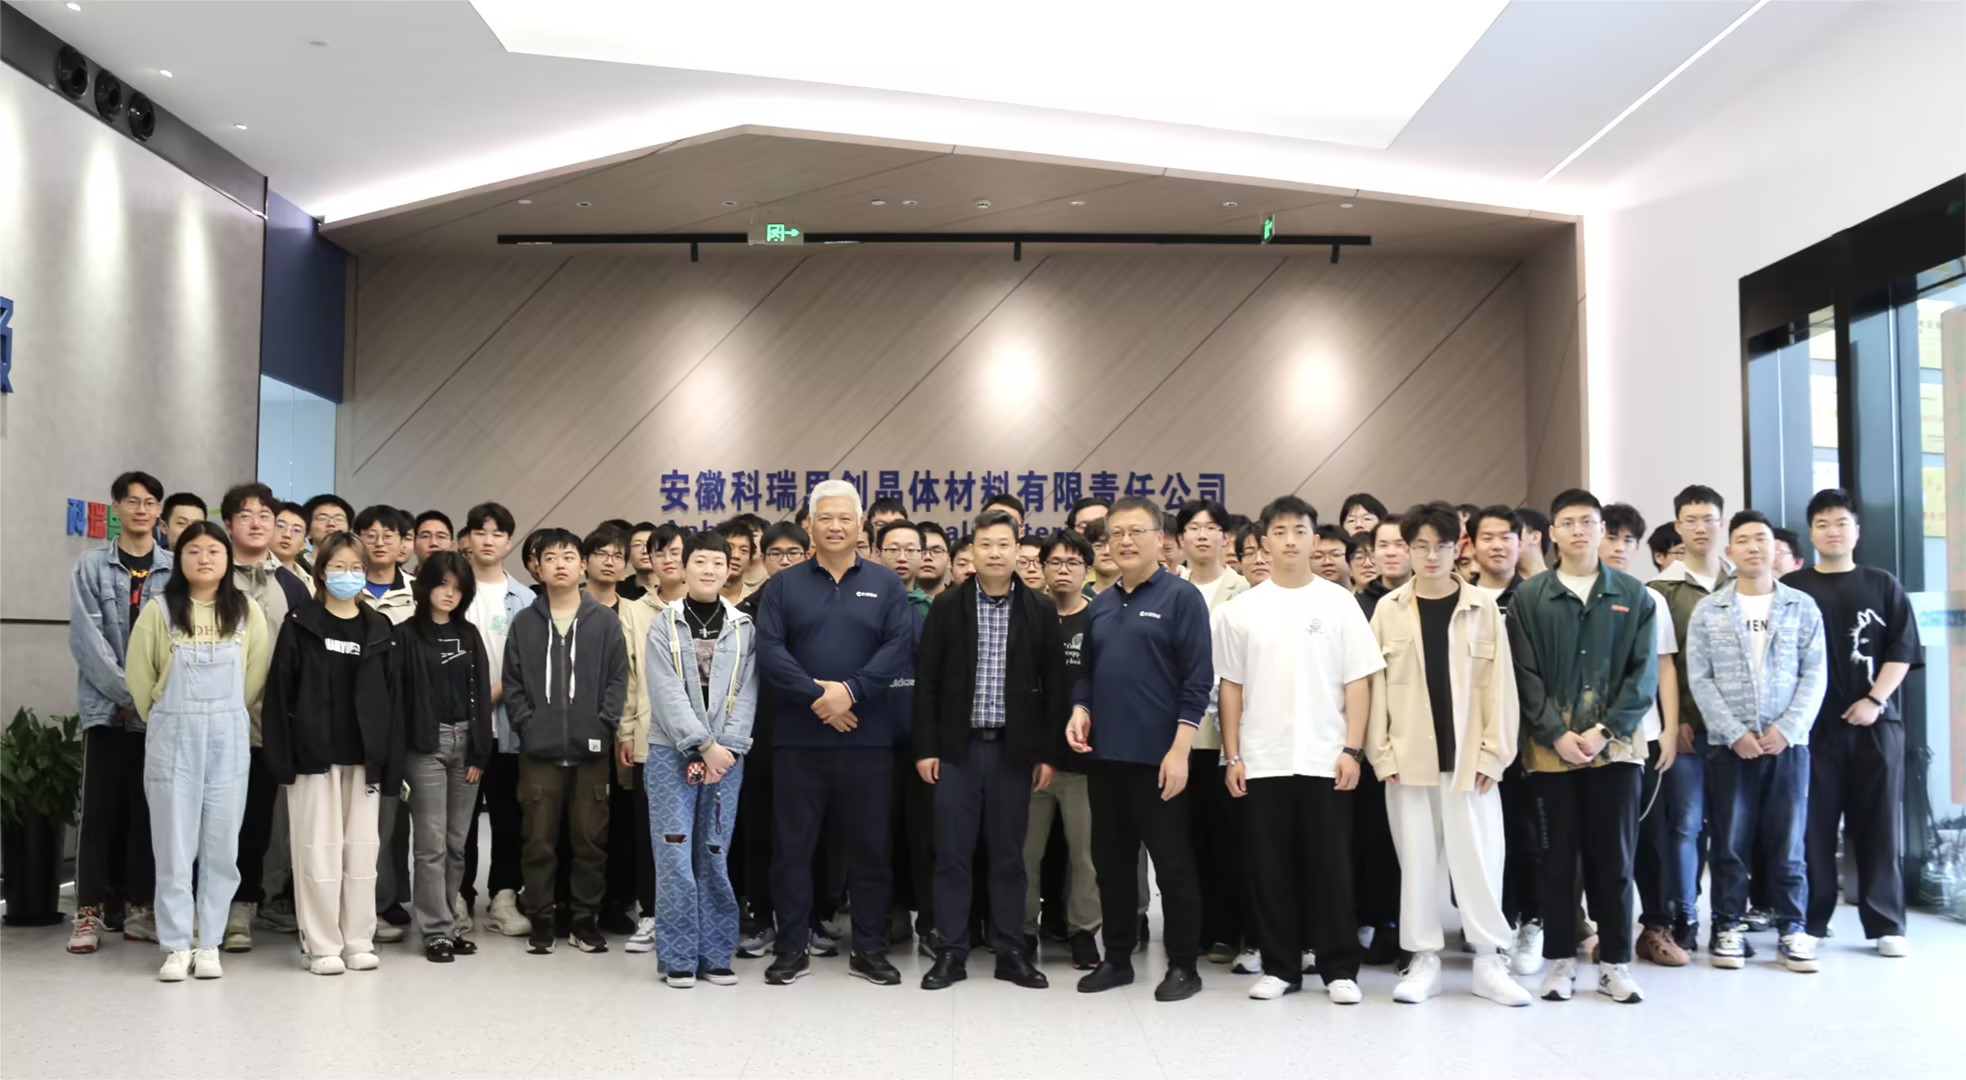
[1022,770,1100,934]
[288,765,380,959]
[518,757,610,920]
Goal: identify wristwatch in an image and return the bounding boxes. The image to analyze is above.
[1342,746,1366,763]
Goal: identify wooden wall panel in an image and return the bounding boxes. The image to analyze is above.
[1522,230,1588,510]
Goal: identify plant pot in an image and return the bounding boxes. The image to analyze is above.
[2,817,67,926]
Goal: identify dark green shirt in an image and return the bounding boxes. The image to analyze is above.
[1507,565,1658,757]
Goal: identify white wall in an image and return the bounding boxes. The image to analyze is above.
[0,66,264,723]
[1584,0,1966,529]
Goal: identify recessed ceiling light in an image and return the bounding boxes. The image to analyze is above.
[974,199,992,210]
[1221,201,1238,209]
[575,200,592,208]
[900,199,919,206]
[869,199,887,206]
[158,69,173,79]
[720,200,738,207]
[1339,202,1355,209]
[65,2,80,11]
[308,40,330,47]
[516,198,532,205]
[1069,200,1087,207]
[232,123,248,130]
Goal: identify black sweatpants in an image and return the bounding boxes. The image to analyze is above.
[730,744,775,930]
[233,746,278,903]
[1533,764,1641,963]
[1242,775,1363,987]
[1500,767,1546,926]
[1088,760,1200,967]
[1806,719,1905,938]
[75,726,153,909]
[772,747,892,956]
[1187,747,1244,949]
[1351,760,1401,931]
[463,751,524,903]
[602,763,655,917]
[893,746,937,935]
[931,737,1030,958]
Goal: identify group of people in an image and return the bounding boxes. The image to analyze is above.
[64,469,1920,1007]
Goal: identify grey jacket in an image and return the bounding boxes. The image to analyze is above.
[69,544,174,730]
[644,598,759,754]
[1685,580,1828,749]
[503,591,627,763]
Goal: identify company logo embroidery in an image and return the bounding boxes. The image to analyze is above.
[325,639,362,656]
[1138,611,1162,620]
[1611,604,1630,613]
[855,591,880,599]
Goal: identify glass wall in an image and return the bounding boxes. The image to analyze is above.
[257,375,336,504]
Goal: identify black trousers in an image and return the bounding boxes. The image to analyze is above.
[931,736,1031,957]
[463,751,524,902]
[233,746,278,903]
[1242,775,1363,986]
[730,743,774,929]
[1533,765,1641,963]
[603,763,655,917]
[1500,767,1546,925]
[893,747,937,934]
[1807,719,1906,938]
[75,726,154,909]
[1351,761,1401,929]
[772,747,892,955]
[1038,813,1069,936]
[1187,748,1245,948]
[1634,740,1666,928]
[1088,760,1200,966]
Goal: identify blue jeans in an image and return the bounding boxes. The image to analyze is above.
[647,746,744,971]
[1643,741,1704,929]
[1708,744,1809,934]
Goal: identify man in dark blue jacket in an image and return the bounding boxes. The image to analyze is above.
[1064,497,1212,1002]
[757,481,915,986]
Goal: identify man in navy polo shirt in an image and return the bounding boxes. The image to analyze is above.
[756,481,916,987]
[1065,496,1212,1002]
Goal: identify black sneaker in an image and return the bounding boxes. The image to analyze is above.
[849,951,903,985]
[569,918,609,953]
[1743,907,1773,933]
[598,907,637,936]
[921,949,968,990]
[527,917,556,955]
[699,965,739,986]
[425,938,456,963]
[1069,930,1102,970]
[450,937,478,956]
[381,904,412,927]
[1078,961,1135,993]
[1673,920,1700,954]
[103,902,127,934]
[1154,964,1202,1002]
[1362,924,1403,966]
[765,950,810,985]
[808,927,841,958]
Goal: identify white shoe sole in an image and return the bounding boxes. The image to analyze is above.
[1711,955,1745,969]
[1781,957,1820,973]
[702,972,739,986]
[625,939,657,954]
[193,967,223,980]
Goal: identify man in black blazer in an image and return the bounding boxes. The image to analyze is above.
[913,509,1070,990]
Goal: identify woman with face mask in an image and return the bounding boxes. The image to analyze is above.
[125,522,272,982]
[262,531,407,976]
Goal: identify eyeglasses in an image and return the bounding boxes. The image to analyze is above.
[118,496,161,511]
[357,530,398,545]
[1181,521,1221,535]
[1015,556,1040,567]
[1045,558,1085,572]
[1553,516,1600,533]
[764,548,804,562]
[1406,542,1457,558]
[880,545,921,558]
[1107,527,1158,543]
[589,550,625,564]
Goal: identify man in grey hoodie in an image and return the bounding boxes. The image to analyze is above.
[503,528,628,956]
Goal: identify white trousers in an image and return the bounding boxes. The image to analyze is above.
[287,765,380,959]
[1386,772,1513,953]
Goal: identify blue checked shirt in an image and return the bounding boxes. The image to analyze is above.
[971,586,1011,728]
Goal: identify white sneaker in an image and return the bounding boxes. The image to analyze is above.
[1597,961,1643,1003]
[1248,975,1297,1000]
[157,949,192,982]
[223,902,254,952]
[1472,954,1531,1007]
[1876,935,1910,958]
[1539,957,1576,1001]
[626,917,657,954]
[1392,950,1441,1003]
[123,905,159,943]
[307,954,346,976]
[1779,933,1820,973]
[1511,921,1545,976]
[1325,978,1363,1005]
[489,890,530,937]
[67,907,104,954]
[192,947,224,979]
[737,926,775,958]
[453,894,473,937]
[344,951,380,971]
[1231,947,1261,974]
[1301,949,1318,974]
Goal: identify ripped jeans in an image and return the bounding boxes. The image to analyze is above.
[647,745,745,971]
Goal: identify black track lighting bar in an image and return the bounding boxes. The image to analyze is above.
[499,231,1373,249]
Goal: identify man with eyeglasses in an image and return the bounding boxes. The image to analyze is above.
[1083,519,1121,596]
[1065,497,1211,1002]
[1016,537,1046,592]
[1024,530,1104,971]
[350,505,419,940]
[1310,525,1352,590]
[876,518,936,948]
[733,522,810,959]
[271,503,313,593]
[1507,489,1657,1004]
[915,522,952,599]
[581,525,657,944]
[413,510,455,575]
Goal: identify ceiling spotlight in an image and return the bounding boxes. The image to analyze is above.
[126,93,156,141]
[1221,201,1239,209]
[516,198,532,205]
[158,69,173,78]
[93,70,126,121]
[720,200,738,207]
[232,122,248,130]
[54,46,88,99]
[66,2,81,10]
[1069,200,1087,207]
[308,40,330,47]
[901,199,919,206]
[575,200,592,208]
[1339,202,1355,209]
[870,199,887,206]
[974,199,992,210]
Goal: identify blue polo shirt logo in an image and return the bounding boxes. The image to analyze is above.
[1138,610,1161,620]
[855,591,880,598]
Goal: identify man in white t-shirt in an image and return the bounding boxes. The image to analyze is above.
[458,502,537,938]
[1217,496,1384,1005]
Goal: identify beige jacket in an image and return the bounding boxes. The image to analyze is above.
[1181,566,1250,751]
[614,592,659,768]
[1365,578,1518,792]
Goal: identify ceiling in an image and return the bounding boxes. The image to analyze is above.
[16,0,1866,225]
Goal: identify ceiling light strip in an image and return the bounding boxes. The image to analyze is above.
[1537,0,1771,184]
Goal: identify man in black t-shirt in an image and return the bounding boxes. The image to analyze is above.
[1026,531,1103,971]
[1782,490,1922,957]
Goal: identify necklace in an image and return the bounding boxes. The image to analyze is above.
[683,600,720,637]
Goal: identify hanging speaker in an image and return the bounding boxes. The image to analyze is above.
[93,70,126,122]
[127,92,156,142]
[54,46,89,100]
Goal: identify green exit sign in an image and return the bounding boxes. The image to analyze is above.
[1260,215,1276,244]
[748,222,804,246]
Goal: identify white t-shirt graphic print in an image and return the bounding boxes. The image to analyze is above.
[1213,577,1384,780]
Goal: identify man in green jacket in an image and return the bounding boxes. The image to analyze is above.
[1507,489,1657,1006]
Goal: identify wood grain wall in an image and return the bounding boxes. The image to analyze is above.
[341,246,1567,536]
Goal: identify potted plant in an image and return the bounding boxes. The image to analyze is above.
[1,708,83,926]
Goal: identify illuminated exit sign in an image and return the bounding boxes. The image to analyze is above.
[748,222,804,245]
[1260,215,1275,244]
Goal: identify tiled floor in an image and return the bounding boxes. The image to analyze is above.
[1,891,1956,1080]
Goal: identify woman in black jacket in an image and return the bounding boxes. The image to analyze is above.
[262,532,406,976]
[396,551,494,963]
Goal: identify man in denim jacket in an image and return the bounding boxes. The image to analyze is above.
[1685,511,1827,975]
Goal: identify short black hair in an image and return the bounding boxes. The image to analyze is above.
[532,527,582,559]
[1174,498,1230,534]
[715,519,755,548]
[1018,536,1043,552]
[1040,530,1094,566]
[1339,493,1388,523]
[1233,523,1263,559]
[1728,509,1773,538]
[649,522,686,552]
[162,492,208,522]
[1081,518,1109,546]
[1313,524,1351,546]
[1107,496,1163,529]
[1602,502,1646,541]
[1064,496,1112,532]
[1548,489,1601,520]
[981,493,1026,520]
[415,509,455,536]
[877,520,925,551]
[1772,525,1801,556]
[732,513,769,536]
[973,508,1018,536]
[682,529,731,563]
[631,520,658,541]
[581,524,629,559]
[1472,505,1521,538]
[389,507,417,537]
[1673,484,1726,517]
[598,517,634,536]
[220,482,276,522]
[353,504,401,537]
[761,521,809,552]
[112,470,164,503]
[1647,523,1680,558]
[521,528,551,564]
[277,500,306,519]
[303,493,354,524]
[1806,487,1858,524]
[1258,494,1319,532]
[867,496,909,520]
[916,521,948,548]
[1346,531,1375,562]
[951,535,974,556]
[461,501,516,536]
[794,499,811,527]
[1516,506,1553,558]
[1399,503,1461,547]
[1454,502,1480,520]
